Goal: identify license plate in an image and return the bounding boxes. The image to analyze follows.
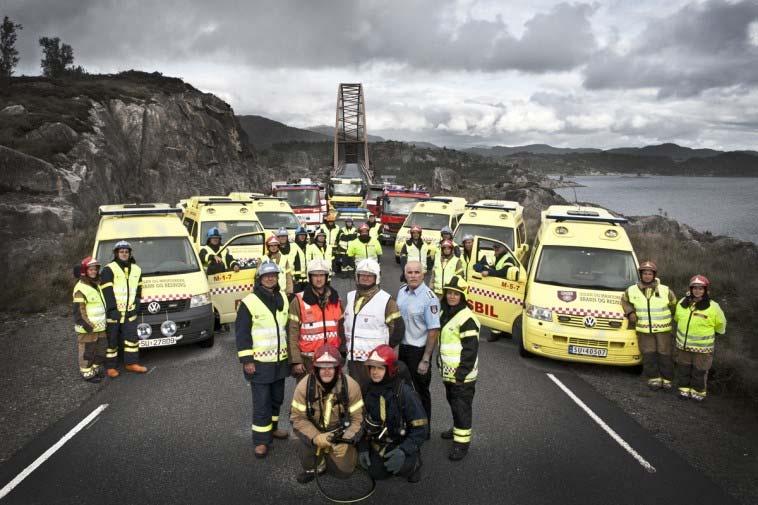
[568,345,608,358]
[139,336,180,348]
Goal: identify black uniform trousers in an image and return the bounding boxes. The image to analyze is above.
[444,381,476,445]
[399,344,432,423]
[249,360,289,445]
[106,320,139,367]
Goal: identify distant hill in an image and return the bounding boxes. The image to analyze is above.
[307,124,385,143]
[605,143,722,161]
[466,144,601,157]
[236,115,330,147]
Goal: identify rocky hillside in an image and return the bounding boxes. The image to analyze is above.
[0,71,266,311]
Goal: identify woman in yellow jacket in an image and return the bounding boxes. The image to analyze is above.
[673,275,726,401]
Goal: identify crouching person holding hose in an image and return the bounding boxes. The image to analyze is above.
[290,344,364,484]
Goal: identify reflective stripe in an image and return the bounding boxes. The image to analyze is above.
[410,418,428,427]
[73,282,107,333]
[291,400,307,412]
[348,399,364,413]
[100,282,113,289]
[106,262,141,320]
[252,423,272,433]
[433,254,462,294]
[272,416,279,422]
[385,311,401,323]
[627,284,672,333]
[344,290,392,361]
[238,349,254,358]
[439,307,479,383]
[242,293,289,362]
[453,427,472,443]
[322,394,334,428]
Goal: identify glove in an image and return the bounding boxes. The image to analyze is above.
[383,448,406,474]
[313,433,333,451]
[359,451,371,470]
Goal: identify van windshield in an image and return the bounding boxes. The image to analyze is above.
[256,212,301,230]
[454,224,514,250]
[200,221,262,245]
[96,237,200,276]
[385,197,425,215]
[277,189,320,208]
[404,212,449,230]
[535,246,638,291]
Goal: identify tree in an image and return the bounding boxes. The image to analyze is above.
[0,16,23,79]
[39,36,74,78]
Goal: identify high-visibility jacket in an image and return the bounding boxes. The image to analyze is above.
[673,298,726,353]
[199,245,236,271]
[338,227,358,251]
[344,290,391,362]
[346,237,382,261]
[401,240,429,265]
[366,223,381,240]
[104,261,141,322]
[238,292,289,362]
[439,307,480,383]
[293,292,342,355]
[626,284,673,333]
[73,281,107,333]
[290,243,308,282]
[319,224,341,248]
[460,251,473,279]
[306,243,333,264]
[433,254,463,295]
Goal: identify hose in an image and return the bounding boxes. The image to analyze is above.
[314,450,376,503]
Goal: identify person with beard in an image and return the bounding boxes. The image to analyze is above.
[438,275,480,461]
[290,344,364,484]
[288,259,345,382]
[235,261,291,459]
[290,226,310,293]
[72,256,108,382]
[459,234,474,279]
[621,261,677,391]
[346,223,382,270]
[100,241,147,376]
[399,225,430,281]
[358,344,427,483]
[198,227,240,275]
[673,275,727,401]
[263,235,293,296]
[344,259,405,391]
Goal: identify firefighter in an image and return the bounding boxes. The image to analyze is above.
[335,218,358,273]
[621,261,677,390]
[100,240,147,375]
[72,256,108,382]
[318,213,341,251]
[198,227,240,275]
[673,275,727,401]
[474,242,515,279]
[399,225,430,280]
[291,226,310,293]
[276,227,291,256]
[344,259,405,391]
[306,228,333,265]
[460,234,474,279]
[358,344,427,483]
[235,261,291,459]
[263,235,293,295]
[346,223,382,268]
[366,213,381,241]
[439,226,461,256]
[288,259,345,382]
[429,239,464,297]
[438,275,479,461]
[290,344,364,484]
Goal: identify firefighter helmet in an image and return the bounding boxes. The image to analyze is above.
[356,258,381,284]
[364,344,398,377]
[307,259,331,276]
[689,275,710,288]
[638,260,657,274]
[265,235,280,246]
[257,261,281,277]
[443,275,468,296]
[313,344,342,368]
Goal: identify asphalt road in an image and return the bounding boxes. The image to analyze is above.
[0,248,738,505]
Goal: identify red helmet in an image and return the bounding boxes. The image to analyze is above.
[313,344,342,369]
[265,235,280,246]
[364,344,397,377]
[410,225,422,234]
[359,223,370,233]
[79,256,100,277]
[689,275,710,288]
[440,239,454,249]
[638,260,657,273]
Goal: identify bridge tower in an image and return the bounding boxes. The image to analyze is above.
[333,83,372,183]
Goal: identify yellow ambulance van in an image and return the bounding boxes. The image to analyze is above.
[393,196,467,262]
[453,200,529,263]
[228,193,300,241]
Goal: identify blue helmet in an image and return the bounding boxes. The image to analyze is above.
[295,225,308,236]
[206,227,222,241]
[440,226,453,235]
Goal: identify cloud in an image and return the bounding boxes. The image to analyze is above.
[584,0,758,97]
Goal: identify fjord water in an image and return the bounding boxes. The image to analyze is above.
[554,176,758,243]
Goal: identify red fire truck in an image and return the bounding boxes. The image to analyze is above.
[271,178,327,233]
[378,185,430,244]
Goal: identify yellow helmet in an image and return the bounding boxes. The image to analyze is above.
[443,275,468,295]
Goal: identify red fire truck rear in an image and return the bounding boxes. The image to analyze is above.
[379,185,430,244]
[271,178,327,233]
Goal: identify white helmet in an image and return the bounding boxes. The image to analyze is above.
[307,259,331,276]
[355,258,381,285]
[257,260,281,277]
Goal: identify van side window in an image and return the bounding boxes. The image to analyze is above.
[517,223,526,246]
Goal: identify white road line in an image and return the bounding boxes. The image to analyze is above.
[0,404,109,500]
[546,373,657,474]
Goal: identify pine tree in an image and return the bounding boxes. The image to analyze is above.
[0,16,23,79]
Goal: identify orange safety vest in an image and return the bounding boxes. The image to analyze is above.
[296,292,342,355]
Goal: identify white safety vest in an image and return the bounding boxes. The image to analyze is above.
[344,290,391,362]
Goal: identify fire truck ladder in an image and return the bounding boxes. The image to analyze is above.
[333,83,372,183]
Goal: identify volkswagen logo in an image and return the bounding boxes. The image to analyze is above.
[147,302,162,314]
[583,316,596,328]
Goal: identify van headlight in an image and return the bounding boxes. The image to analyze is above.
[526,303,552,322]
[190,293,211,308]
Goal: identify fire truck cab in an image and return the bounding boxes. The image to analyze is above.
[271,178,326,234]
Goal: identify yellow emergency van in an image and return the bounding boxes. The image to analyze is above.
[93,204,215,348]
[228,193,300,241]
[453,200,529,263]
[393,196,467,262]
[180,196,263,267]
[517,206,641,365]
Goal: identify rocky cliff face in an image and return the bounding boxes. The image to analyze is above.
[0,72,264,310]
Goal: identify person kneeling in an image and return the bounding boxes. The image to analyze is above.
[359,344,428,483]
[290,344,364,484]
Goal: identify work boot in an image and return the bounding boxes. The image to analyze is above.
[486,330,500,342]
[272,429,289,440]
[440,428,453,440]
[106,368,120,378]
[83,374,102,383]
[690,389,707,402]
[448,442,469,461]
[254,444,268,459]
[297,461,326,483]
[647,377,663,390]
[677,388,691,400]
[125,364,148,373]
[661,379,673,391]
[407,456,423,483]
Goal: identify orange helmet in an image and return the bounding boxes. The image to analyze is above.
[441,239,454,249]
[358,223,370,233]
[410,225,422,234]
[689,275,710,288]
[266,235,280,246]
[638,260,657,273]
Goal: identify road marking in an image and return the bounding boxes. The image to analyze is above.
[546,374,656,474]
[0,404,109,499]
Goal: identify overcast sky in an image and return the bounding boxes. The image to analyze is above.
[5,0,758,150]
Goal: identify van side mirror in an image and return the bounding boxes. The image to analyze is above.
[506,266,520,282]
[521,243,529,254]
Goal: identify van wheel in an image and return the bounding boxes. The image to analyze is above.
[199,334,215,348]
[512,317,529,358]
